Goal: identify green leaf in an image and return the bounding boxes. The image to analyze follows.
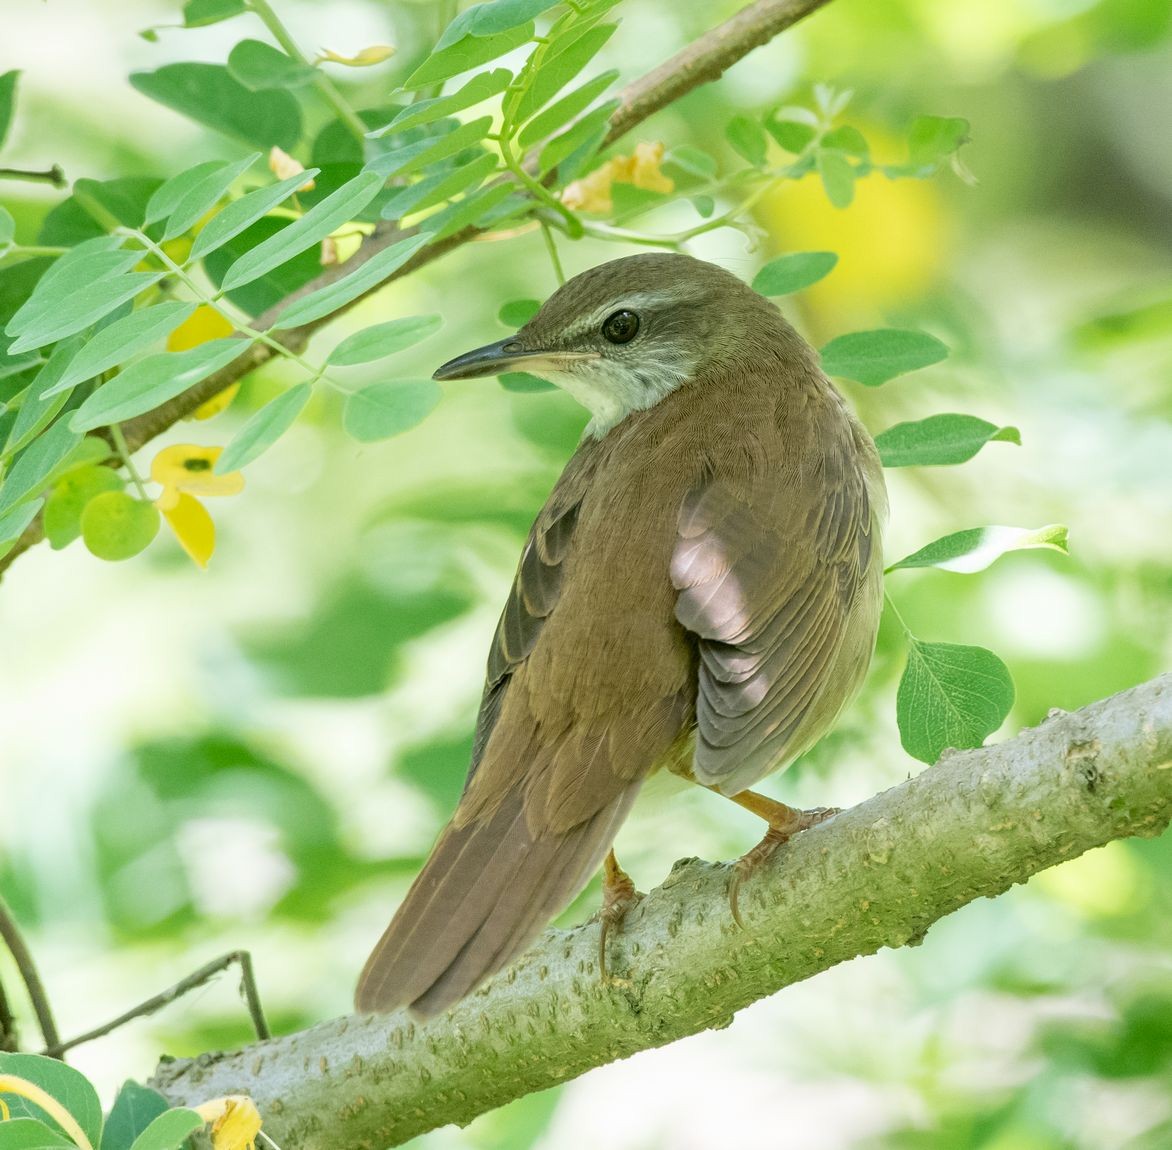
[143,160,225,226]
[43,465,125,550]
[752,251,837,296]
[5,273,162,355]
[202,215,322,315]
[823,124,869,158]
[817,149,855,208]
[46,301,197,397]
[220,171,384,291]
[163,152,261,240]
[440,0,561,42]
[328,314,443,366]
[270,232,429,328]
[0,1053,103,1150]
[0,1117,74,1148]
[690,194,715,218]
[38,180,162,246]
[538,99,619,175]
[372,70,511,137]
[0,205,15,252]
[100,1082,170,1150]
[215,381,312,472]
[0,71,18,151]
[342,379,441,441]
[511,22,617,124]
[499,371,554,392]
[126,1109,203,1150]
[182,0,245,27]
[875,413,1020,467]
[666,145,717,180]
[0,417,81,517]
[725,114,768,167]
[3,339,81,458]
[403,22,534,89]
[906,115,970,172]
[417,181,515,240]
[498,298,540,326]
[130,63,301,151]
[888,524,1069,575]
[80,491,160,561]
[379,152,498,221]
[0,499,42,558]
[819,328,948,387]
[69,338,248,431]
[766,117,816,153]
[10,242,138,323]
[516,68,618,149]
[896,638,1014,765]
[189,168,321,261]
[370,116,493,181]
[228,39,317,90]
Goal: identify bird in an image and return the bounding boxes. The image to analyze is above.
[355,251,887,1018]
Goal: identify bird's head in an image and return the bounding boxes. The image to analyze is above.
[432,252,782,436]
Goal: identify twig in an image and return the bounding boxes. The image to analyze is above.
[0,0,835,582]
[42,950,270,1059]
[0,165,67,188]
[0,893,60,1054]
[152,675,1172,1150]
[0,971,17,1052]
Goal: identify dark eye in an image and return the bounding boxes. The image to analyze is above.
[601,309,640,344]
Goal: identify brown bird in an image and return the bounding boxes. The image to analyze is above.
[356,252,886,1017]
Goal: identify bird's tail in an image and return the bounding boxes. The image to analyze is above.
[355,783,638,1018]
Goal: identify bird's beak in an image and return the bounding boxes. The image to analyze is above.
[432,338,599,381]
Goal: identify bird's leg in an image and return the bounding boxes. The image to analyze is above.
[598,848,641,983]
[719,789,840,929]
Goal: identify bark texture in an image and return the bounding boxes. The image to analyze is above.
[153,674,1172,1150]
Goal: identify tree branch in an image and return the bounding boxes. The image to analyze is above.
[152,674,1172,1150]
[0,0,832,581]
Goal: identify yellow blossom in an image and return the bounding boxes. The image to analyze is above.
[168,305,234,352]
[317,44,395,67]
[194,1095,264,1150]
[193,381,242,420]
[320,235,340,266]
[151,444,244,512]
[562,140,674,214]
[161,492,216,568]
[268,146,314,191]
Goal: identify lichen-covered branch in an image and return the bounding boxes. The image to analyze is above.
[153,675,1172,1150]
[0,0,833,580]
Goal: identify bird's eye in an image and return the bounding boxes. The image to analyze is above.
[601,309,640,344]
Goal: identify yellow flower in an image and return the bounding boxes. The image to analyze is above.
[268,146,314,191]
[194,1095,264,1150]
[562,140,674,215]
[192,382,242,420]
[168,305,234,352]
[317,44,395,67]
[161,492,216,568]
[151,445,244,512]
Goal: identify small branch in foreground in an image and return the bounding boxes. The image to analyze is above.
[0,0,834,583]
[0,165,67,188]
[0,893,60,1054]
[153,675,1172,1150]
[42,951,270,1060]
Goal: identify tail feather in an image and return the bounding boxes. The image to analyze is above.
[355,784,638,1018]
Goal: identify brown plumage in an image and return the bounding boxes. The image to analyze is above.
[356,253,886,1017]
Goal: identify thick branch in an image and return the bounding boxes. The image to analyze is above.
[153,675,1172,1150]
[0,0,831,580]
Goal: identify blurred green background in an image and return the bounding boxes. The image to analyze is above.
[2,0,1171,1146]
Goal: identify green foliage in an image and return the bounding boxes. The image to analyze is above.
[124,1110,202,1150]
[342,379,443,442]
[0,71,18,151]
[819,328,949,386]
[215,381,312,473]
[43,466,125,549]
[160,152,261,241]
[101,1083,169,1150]
[80,491,161,560]
[181,0,244,28]
[0,1053,103,1149]
[875,414,1020,467]
[404,22,534,89]
[896,639,1015,764]
[888,524,1069,574]
[373,70,513,137]
[327,314,444,366]
[752,251,837,295]
[725,114,769,167]
[226,39,317,91]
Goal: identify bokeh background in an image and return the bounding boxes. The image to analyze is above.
[2,0,1171,1146]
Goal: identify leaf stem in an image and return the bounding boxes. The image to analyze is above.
[0,165,67,188]
[883,589,912,636]
[110,423,149,500]
[247,0,369,145]
[541,222,566,285]
[0,892,60,1055]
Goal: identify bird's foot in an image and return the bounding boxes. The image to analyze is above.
[727,799,840,930]
[598,848,642,983]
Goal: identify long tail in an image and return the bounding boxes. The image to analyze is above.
[355,783,638,1018]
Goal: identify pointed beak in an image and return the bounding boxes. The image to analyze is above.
[432,337,599,381]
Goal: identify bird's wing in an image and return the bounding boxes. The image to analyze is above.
[671,427,881,795]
